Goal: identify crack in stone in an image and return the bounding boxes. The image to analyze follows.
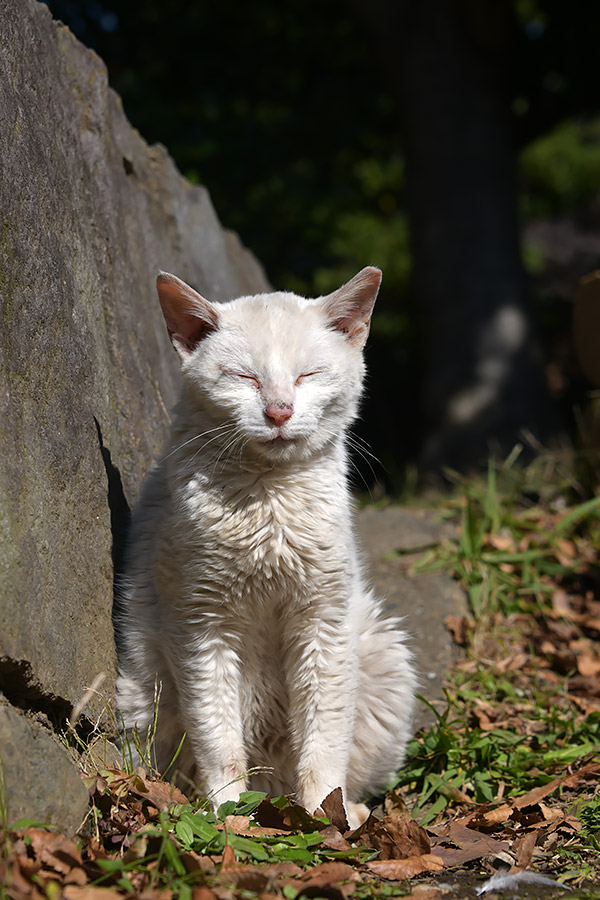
[0,656,89,737]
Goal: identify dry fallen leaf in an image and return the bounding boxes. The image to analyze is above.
[405,888,444,900]
[445,614,470,646]
[486,533,515,551]
[130,772,188,809]
[513,830,537,869]
[383,786,411,818]
[319,824,351,851]
[364,815,430,860]
[191,887,218,900]
[428,821,510,867]
[220,843,238,872]
[365,854,444,879]
[62,886,123,899]
[22,829,83,875]
[321,787,349,833]
[576,644,600,677]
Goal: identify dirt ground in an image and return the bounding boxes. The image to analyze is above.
[356,505,466,732]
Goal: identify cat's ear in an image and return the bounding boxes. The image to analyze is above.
[156,272,219,356]
[321,266,382,349]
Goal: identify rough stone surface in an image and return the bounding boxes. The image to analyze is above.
[356,506,467,731]
[0,698,89,834]
[0,0,269,720]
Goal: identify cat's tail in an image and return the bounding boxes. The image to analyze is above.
[346,596,417,800]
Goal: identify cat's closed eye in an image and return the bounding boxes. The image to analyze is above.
[226,371,262,389]
[295,371,322,385]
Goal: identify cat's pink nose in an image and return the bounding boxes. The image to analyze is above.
[265,403,293,427]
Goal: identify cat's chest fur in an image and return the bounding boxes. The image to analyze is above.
[166,459,349,610]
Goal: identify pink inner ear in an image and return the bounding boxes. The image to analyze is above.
[323,266,381,347]
[156,272,219,353]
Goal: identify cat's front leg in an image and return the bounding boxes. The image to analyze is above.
[167,617,248,805]
[283,602,357,816]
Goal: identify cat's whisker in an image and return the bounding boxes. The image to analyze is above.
[348,432,383,466]
[211,427,247,475]
[347,453,376,499]
[236,437,251,468]
[346,434,387,480]
[187,423,240,467]
[162,421,237,461]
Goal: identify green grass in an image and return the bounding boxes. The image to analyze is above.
[86,787,374,897]
[413,459,600,620]
[394,456,600,883]
[397,691,600,824]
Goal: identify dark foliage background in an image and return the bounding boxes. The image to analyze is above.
[43,0,600,491]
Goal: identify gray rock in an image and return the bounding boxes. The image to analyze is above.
[0,0,269,720]
[356,506,467,731]
[0,699,89,835]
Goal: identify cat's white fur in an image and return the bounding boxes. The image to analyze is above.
[116,266,416,828]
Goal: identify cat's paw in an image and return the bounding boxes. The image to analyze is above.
[346,802,370,831]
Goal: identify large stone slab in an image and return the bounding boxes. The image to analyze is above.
[356,506,466,731]
[0,0,269,718]
[0,699,89,835]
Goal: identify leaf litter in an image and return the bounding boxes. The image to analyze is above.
[2,473,600,897]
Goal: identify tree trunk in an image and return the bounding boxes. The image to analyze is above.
[355,0,558,474]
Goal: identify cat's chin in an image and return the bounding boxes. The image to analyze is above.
[253,434,311,462]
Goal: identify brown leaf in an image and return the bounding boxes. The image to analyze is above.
[64,868,89,886]
[344,811,379,844]
[428,822,510,867]
[262,862,305,878]
[298,861,362,897]
[220,843,237,872]
[445,615,470,646]
[321,788,349,833]
[254,798,291,830]
[365,855,444,879]
[383,786,410,819]
[223,815,251,832]
[568,674,600,697]
[487,534,515,551]
[513,830,537,869]
[219,870,270,892]
[63,887,123,899]
[181,850,216,874]
[509,761,600,811]
[281,803,328,832]
[192,888,218,900]
[555,537,576,560]
[366,815,430,860]
[301,862,361,884]
[404,889,444,900]
[24,829,83,875]
[8,857,42,897]
[470,803,513,829]
[551,590,572,617]
[538,802,565,824]
[576,645,600,677]
[561,816,583,834]
[130,773,188,810]
[319,824,351,851]
[513,778,562,810]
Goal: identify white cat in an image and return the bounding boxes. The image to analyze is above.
[116,266,416,828]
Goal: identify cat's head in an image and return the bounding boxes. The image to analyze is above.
[156,267,381,464]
